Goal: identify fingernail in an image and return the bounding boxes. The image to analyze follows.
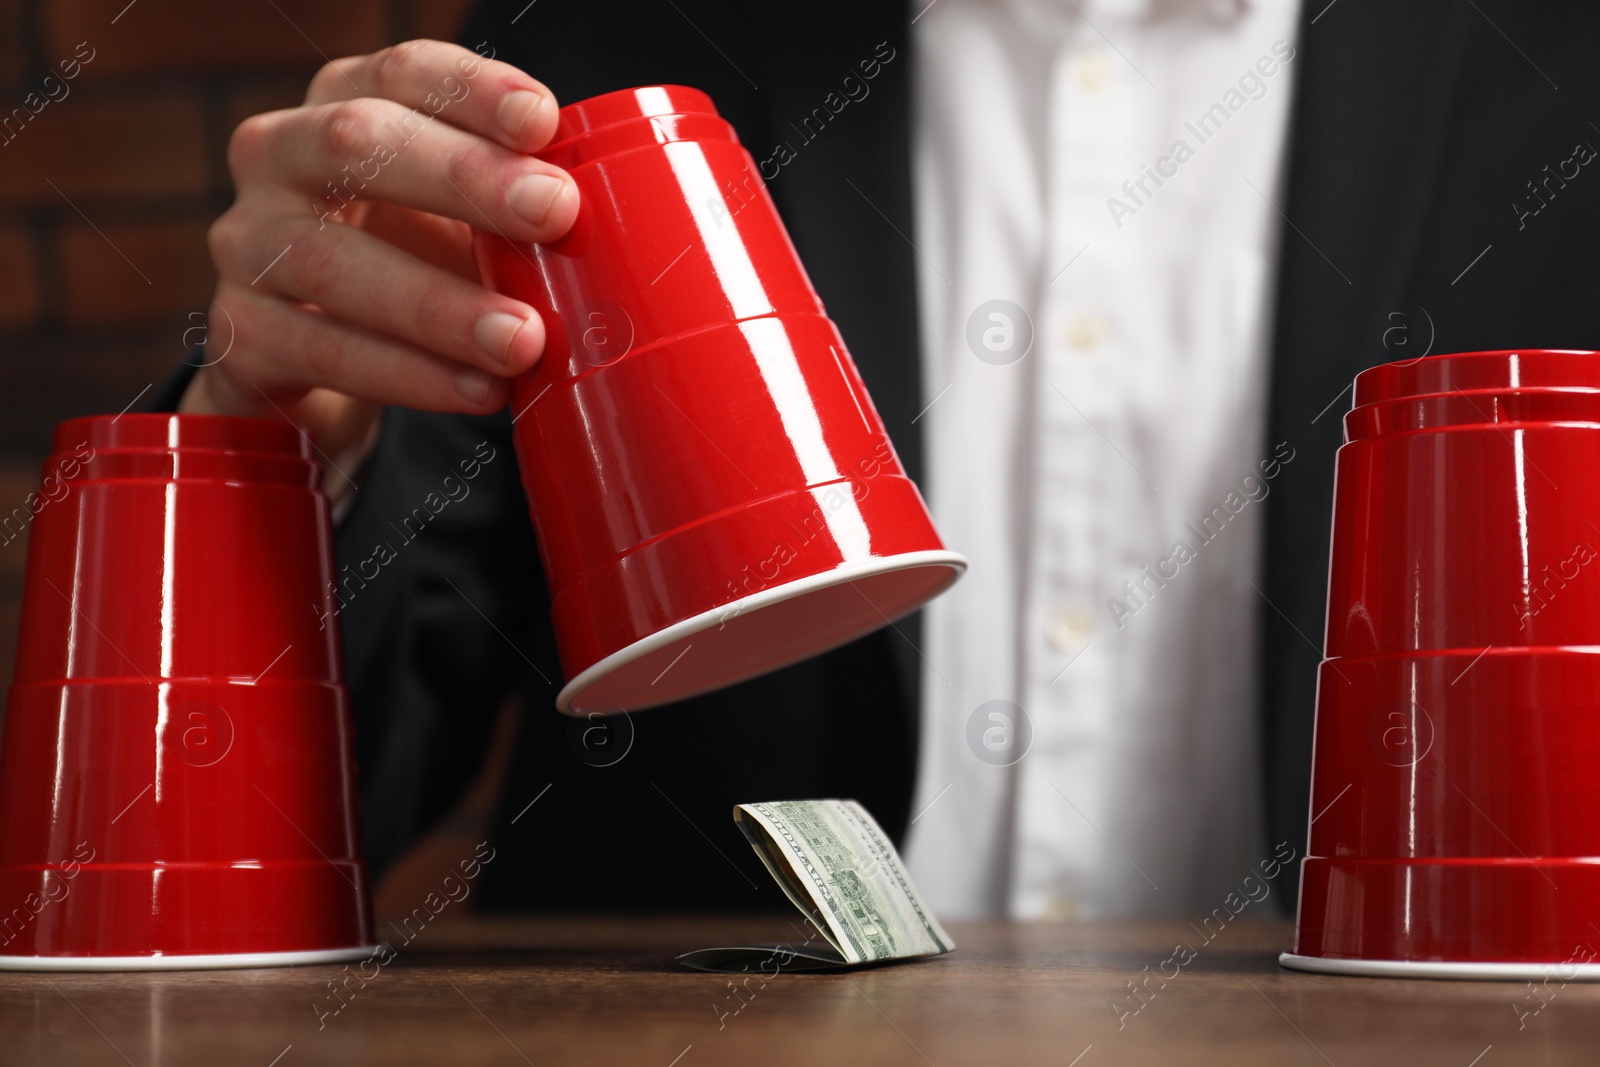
[508,174,572,228]
[498,89,546,141]
[456,368,492,404]
[474,309,530,366]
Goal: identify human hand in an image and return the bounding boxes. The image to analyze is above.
[183,39,577,490]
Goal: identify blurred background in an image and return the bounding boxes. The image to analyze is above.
[0,0,480,693]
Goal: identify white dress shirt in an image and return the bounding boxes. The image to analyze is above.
[906,0,1302,919]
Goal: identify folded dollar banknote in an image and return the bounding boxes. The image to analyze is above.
[677,799,955,973]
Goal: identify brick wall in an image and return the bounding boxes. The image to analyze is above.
[0,0,476,692]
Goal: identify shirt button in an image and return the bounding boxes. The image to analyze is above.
[1063,314,1109,352]
[1046,607,1095,652]
[1074,50,1111,93]
[1044,892,1080,920]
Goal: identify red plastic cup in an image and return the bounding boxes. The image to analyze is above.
[1284,350,1600,979]
[475,85,965,714]
[0,414,375,970]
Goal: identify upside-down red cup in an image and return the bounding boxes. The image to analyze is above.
[1283,350,1600,979]
[0,414,375,970]
[475,85,966,714]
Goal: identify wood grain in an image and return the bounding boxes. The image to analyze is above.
[0,916,1594,1066]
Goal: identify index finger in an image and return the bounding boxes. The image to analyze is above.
[304,39,560,154]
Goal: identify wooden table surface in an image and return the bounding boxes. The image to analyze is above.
[1,915,1594,1066]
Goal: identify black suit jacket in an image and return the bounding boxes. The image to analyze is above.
[156,0,1600,911]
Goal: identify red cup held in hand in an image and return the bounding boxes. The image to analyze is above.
[475,85,965,714]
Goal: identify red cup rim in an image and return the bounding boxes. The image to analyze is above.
[559,549,966,714]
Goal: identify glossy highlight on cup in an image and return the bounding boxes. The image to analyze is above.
[1283,350,1600,979]
[0,414,375,970]
[475,85,965,714]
